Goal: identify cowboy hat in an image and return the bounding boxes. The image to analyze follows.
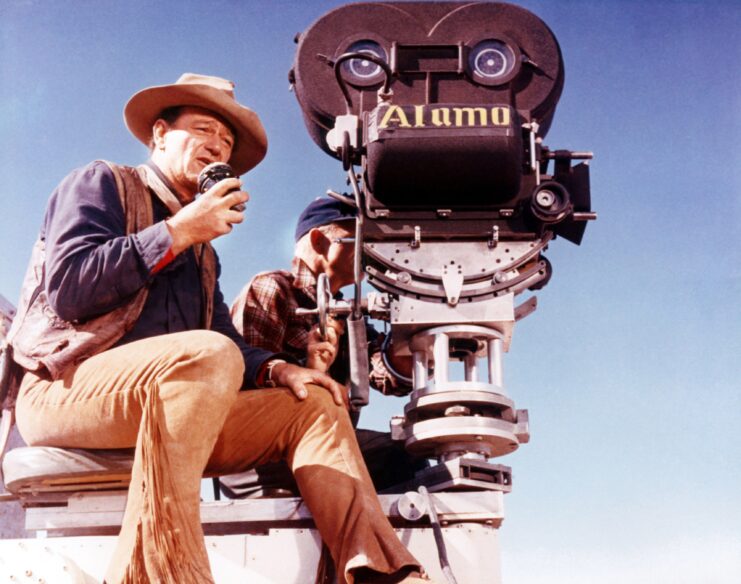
[124,73,268,175]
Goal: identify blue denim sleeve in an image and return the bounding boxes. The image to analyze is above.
[43,161,172,322]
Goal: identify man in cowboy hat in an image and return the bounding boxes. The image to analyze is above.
[6,74,432,584]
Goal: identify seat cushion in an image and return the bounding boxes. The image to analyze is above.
[2,446,134,494]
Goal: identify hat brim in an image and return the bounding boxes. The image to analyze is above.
[124,83,267,175]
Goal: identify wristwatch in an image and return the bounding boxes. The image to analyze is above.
[263,359,287,388]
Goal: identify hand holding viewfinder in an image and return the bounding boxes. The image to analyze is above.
[165,162,247,253]
[198,162,246,212]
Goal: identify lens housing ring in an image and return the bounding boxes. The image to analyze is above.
[466,35,521,86]
[336,36,389,87]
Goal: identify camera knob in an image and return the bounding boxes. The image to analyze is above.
[530,182,572,224]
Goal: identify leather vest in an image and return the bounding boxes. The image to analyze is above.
[5,161,216,385]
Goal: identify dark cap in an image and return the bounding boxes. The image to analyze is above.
[294,197,356,242]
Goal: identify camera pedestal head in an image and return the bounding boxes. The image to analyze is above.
[391,323,530,463]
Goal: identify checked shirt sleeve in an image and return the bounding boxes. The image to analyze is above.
[231,273,291,354]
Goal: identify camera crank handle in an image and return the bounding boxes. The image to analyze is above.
[294,274,359,340]
[294,273,332,340]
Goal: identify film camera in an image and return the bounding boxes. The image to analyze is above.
[291,2,595,491]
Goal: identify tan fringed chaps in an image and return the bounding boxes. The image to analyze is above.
[15,330,419,583]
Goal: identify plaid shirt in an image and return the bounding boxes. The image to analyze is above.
[230,258,409,395]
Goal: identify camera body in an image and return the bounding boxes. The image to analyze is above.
[291,1,592,246]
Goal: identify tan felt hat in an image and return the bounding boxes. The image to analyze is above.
[124,73,268,175]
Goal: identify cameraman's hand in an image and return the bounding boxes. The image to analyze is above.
[271,362,348,407]
[165,177,248,254]
[306,318,344,373]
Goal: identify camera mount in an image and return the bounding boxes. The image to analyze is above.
[291,1,596,493]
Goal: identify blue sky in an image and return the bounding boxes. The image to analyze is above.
[1,1,739,582]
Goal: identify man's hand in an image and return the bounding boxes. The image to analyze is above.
[306,318,344,373]
[270,362,347,407]
[165,177,248,255]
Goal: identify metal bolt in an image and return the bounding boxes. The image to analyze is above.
[411,225,421,248]
[536,189,556,208]
[445,405,470,417]
[488,225,500,248]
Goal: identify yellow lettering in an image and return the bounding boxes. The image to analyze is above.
[453,107,488,126]
[378,105,411,129]
[490,107,510,126]
[431,107,451,127]
[379,104,510,129]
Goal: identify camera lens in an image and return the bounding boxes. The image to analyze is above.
[342,40,387,84]
[469,40,517,84]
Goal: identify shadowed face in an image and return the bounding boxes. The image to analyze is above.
[323,223,357,293]
[151,106,235,200]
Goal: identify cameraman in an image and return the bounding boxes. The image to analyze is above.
[224,198,426,498]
